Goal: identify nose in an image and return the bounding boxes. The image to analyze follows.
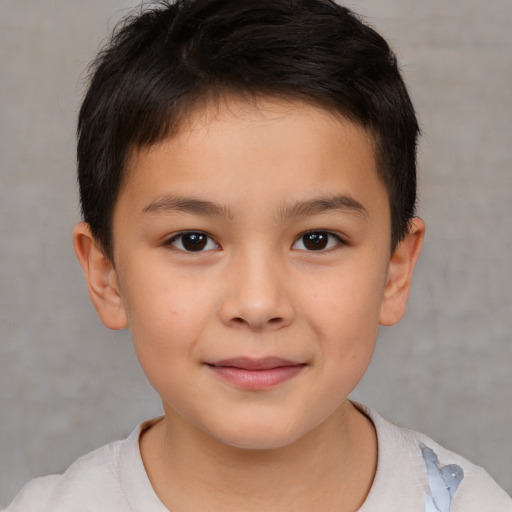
[219,250,295,331]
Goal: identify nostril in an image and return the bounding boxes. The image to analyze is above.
[230,316,283,327]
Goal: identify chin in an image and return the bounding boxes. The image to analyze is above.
[207,418,310,451]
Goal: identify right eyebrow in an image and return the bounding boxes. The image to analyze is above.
[142,195,233,219]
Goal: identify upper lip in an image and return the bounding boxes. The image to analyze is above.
[207,357,304,370]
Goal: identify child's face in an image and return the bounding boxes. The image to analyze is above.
[76,98,422,449]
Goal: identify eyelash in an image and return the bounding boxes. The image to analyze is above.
[165,230,346,253]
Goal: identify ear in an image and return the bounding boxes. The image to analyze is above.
[72,222,128,330]
[379,217,425,326]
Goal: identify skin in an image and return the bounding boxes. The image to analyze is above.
[73,98,424,511]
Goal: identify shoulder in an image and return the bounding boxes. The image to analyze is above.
[413,430,512,511]
[355,403,512,511]
[4,440,125,512]
[3,421,150,512]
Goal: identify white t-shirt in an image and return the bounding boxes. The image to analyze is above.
[5,404,511,511]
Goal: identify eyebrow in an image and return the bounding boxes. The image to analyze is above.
[277,195,368,220]
[142,194,368,220]
[143,196,233,218]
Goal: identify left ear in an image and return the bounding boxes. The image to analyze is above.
[379,217,425,326]
[72,222,128,330]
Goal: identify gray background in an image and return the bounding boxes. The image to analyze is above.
[1,0,511,506]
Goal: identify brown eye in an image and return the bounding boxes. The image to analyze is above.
[169,232,218,252]
[302,232,328,250]
[182,233,207,251]
[293,231,342,251]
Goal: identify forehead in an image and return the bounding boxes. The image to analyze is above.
[120,98,388,221]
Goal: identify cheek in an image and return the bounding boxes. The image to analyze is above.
[300,265,386,332]
[119,266,215,374]
[298,262,386,374]
[128,292,210,403]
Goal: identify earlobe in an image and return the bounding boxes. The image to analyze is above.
[72,222,128,330]
[379,217,425,326]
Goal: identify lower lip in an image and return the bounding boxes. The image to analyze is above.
[207,364,305,390]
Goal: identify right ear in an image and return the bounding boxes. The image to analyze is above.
[72,222,128,330]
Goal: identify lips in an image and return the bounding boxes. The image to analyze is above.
[206,357,306,390]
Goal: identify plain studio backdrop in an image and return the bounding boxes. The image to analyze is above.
[1,0,511,506]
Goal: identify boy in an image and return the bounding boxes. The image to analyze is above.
[5,0,511,510]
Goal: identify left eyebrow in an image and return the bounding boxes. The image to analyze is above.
[277,195,368,220]
[142,195,233,219]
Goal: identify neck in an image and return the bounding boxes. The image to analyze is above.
[140,401,377,512]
